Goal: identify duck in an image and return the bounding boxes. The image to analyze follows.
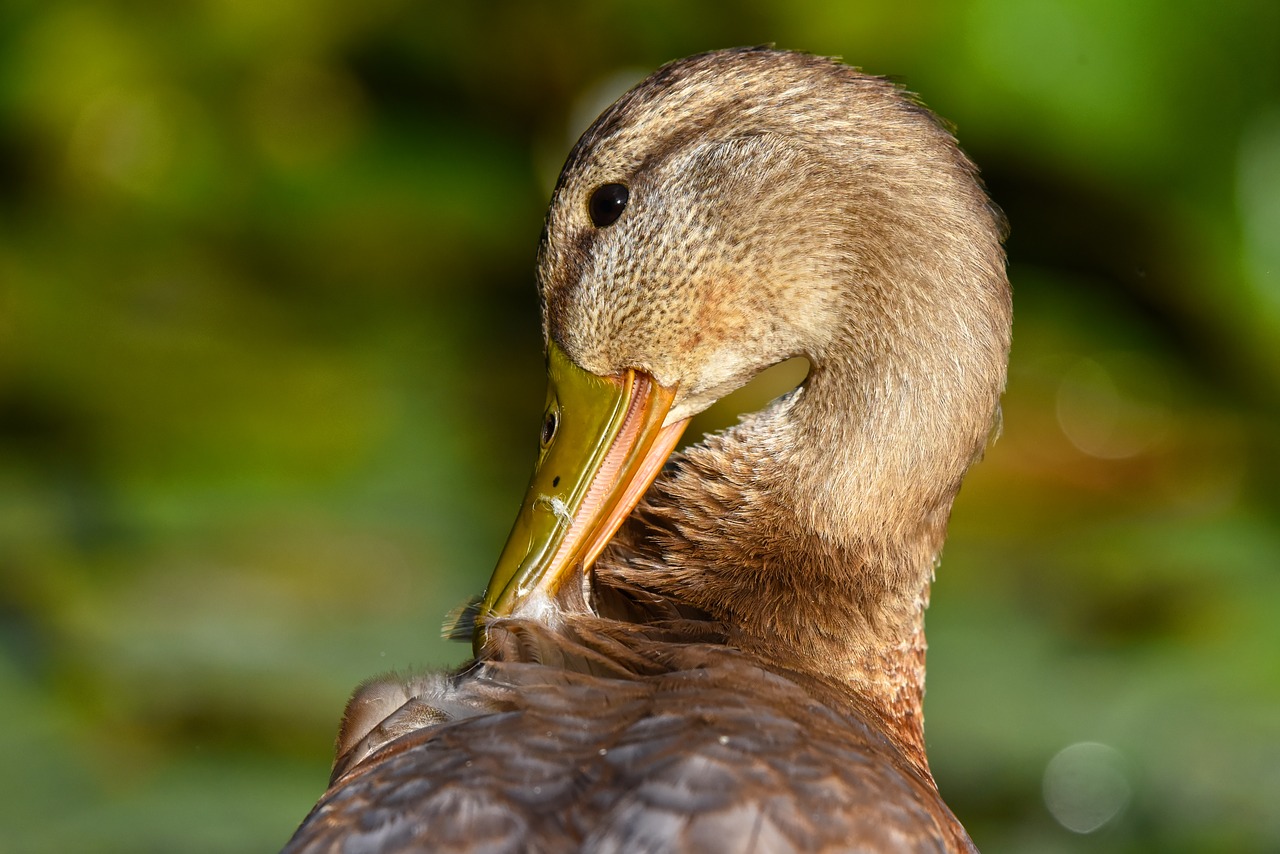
[284,47,1010,853]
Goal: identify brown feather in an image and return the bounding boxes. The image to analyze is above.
[286,47,1009,853]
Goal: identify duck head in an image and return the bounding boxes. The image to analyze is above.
[473,48,1010,666]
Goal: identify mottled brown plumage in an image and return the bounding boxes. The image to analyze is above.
[286,47,1010,853]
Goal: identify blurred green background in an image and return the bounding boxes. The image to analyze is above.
[1,1,1277,851]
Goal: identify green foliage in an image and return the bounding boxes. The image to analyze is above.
[1,1,1277,850]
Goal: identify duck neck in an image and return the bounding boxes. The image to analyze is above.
[764,366,960,766]
[614,325,994,774]
[772,356,962,764]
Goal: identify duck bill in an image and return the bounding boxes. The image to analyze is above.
[474,342,686,650]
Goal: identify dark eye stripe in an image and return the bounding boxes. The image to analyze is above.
[588,183,629,227]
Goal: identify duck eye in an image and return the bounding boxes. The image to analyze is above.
[588,183,629,227]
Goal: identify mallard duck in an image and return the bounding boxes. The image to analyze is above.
[285,47,1010,853]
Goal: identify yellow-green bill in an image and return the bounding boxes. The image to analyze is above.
[473,342,685,651]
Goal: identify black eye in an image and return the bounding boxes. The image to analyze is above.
[540,407,559,448]
[588,183,629,227]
